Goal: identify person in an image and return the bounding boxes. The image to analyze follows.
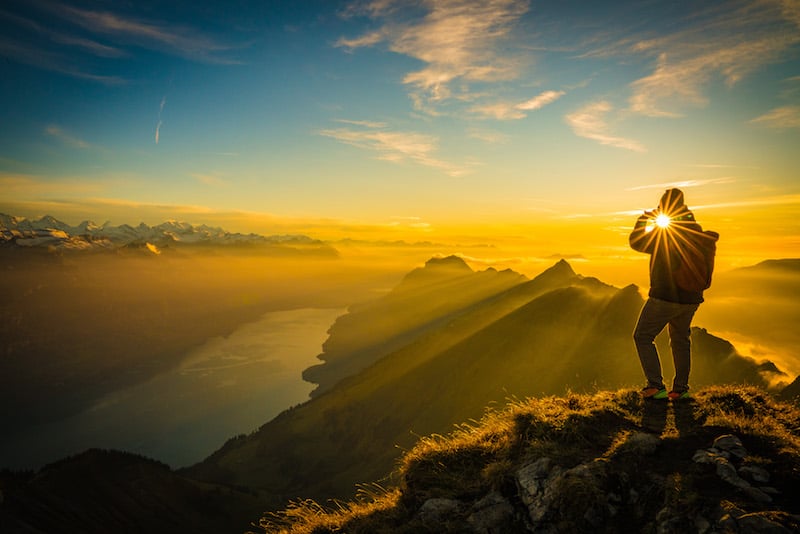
[629,188,717,401]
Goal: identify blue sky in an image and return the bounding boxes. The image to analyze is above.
[1,0,799,266]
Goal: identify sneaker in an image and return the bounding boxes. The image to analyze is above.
[668,390,691,401]
[641,387,668,399]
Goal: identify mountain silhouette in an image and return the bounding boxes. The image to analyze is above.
[185,259,783,511]
[0,449,264,533]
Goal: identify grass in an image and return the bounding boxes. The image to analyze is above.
[250,385,800,533]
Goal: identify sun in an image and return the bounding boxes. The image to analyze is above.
[655,214,672,228]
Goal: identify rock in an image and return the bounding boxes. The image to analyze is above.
[516,457,561,519]
[739,465,770,483]
[741,486,773,504]
[515,457,612,530]
[714,434,748,459]
[467,491,515,534]
[737,512,793,533]
[695,515,712,533]
[759,486,780,495]
[693,449,717,464]
[714,456,751,489]
[625,431,661,455]
[418,498,461,523]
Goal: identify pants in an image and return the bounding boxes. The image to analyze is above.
[633,297,699,393]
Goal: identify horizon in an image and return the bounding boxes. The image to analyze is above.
[1,0,798,275]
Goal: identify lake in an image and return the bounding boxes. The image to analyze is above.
[0,307,344,470]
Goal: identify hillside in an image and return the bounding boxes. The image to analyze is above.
[0,449,265,533]
[185,259,786,510]
[254,386,800,533]
[303,255,529,396]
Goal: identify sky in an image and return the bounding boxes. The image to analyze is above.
[1,0,799,275]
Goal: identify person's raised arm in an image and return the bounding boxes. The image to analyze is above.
[629,211,655,253]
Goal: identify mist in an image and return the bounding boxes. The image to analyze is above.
[694,260,800,381]
[0,247,411,469]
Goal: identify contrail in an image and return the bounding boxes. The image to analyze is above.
[155,96,166,144]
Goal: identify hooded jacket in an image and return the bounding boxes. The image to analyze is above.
[629,189,705,304]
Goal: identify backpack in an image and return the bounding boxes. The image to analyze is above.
[675,230,719,292]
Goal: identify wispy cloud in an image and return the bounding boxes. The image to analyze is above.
[155,96,166,144]
[468,128,509,144]
[470,89,565,120]
[691,193,800,211]
[564,101,645,152]
[334,118,389,128]
[0,37,126,85]
[190,173,228,187]
[626,177,737,191]
[0,171,102,196]
[626,2,800,117]
[749,105,800,129]
[337,0,530,114]
[54,4,242,65]
[0,3,242,84]
[44,125,91,149]
[388,215,431,229]
[49,34,127,58]
[318,121,468,176]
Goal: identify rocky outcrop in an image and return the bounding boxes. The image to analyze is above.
[411,430,799,533]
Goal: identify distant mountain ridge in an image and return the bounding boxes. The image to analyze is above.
[0,213,330,253]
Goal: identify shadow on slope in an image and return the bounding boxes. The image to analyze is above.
[256,386,800,533]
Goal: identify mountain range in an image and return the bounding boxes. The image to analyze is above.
[0,213,333,254]
[1,255,797,533]
[185,257,791,512]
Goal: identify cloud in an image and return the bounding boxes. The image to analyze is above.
[388,216,431,229]
[470,89,565,120]
[626,178,737,191]
[629,40,788,117]
[49,34,127,58]
[190,173,228,187]
[468,128,509,144]
[0,37,126,85]
[749,105,800,129]
[334,118,389,128]
[44,125,91,149]
[0,171,103,197]
[336,30,385,50]
[564,101,645,152]
[53,4,242,64]
[318,121,468,176]
[0,3,242,84]
[614,193,800,216]
[155,96,166,144]
[625,2,800,117]
[337,0,529,113]
[517,90,565,111]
